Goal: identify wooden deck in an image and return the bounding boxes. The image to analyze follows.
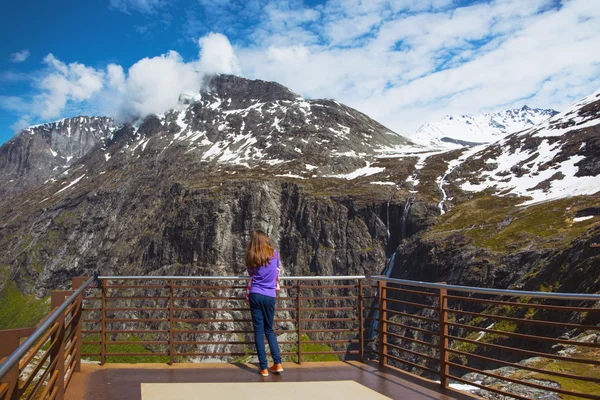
[65,361,478,400]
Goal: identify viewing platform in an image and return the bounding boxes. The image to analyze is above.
[1,275,599,399]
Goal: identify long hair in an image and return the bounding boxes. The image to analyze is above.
[245,230,275,268]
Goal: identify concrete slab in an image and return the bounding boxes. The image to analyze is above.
[141,381,392,400]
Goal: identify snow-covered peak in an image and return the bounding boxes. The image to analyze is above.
[410,106,558,149]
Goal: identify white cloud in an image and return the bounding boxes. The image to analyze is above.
[4,33,243,129]
[6,0,600,138]
[111,50,202,120]
[0,96,30,113]
[197,33,241,75]
[10,116,31,132]
[10,50,30,63]
[35,54,105,120]
[236,0,600,134]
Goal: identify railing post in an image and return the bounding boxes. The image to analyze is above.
[439,284,449,389]
[378,280,387,368]
[71,277,87,373]
[358,279,364,363]
[0,328,34,400]
[296,280,302,364]
[169,279,174,365]
[100,280,107,366]
[50,292,67,400]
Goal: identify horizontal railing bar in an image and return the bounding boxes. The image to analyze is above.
[298,296,358,301]
[0,276,94,381]
[104,319,170,323]
[447,348,600,383]
[0,382,9,398]
[447,361,600,399]
[385,353,439,375]
[25,356,58,399]
[383,296,438,310]
[384,341,439,362]
[83,330,167,334]
[384,309,439,324]
[301,328,357,333]
[18,322,58,370]
[64,334,78,361]
[299,318,357,322]
[382,286,438,297]
[447,374,530,400]
[99,275,366,281]
[445,294,600,312]
[81,353,100,357]
[107,341,168,345]
[299,285,358,289]
[446,308,600,330]
[447,334,600,365]
[373,276,600,300]
[64,359,76,390]
[172,340,292,345]
[383,319,440,337]
[38,369,59,400]
[173,285,248,290]
[382,330,440,349]
[105,352,169,356]
[105,296,170,300]
[19,338,56,395]
[105,308,170,312]
[82,341,101,345]
[447,321,600,348]
[172,318,295,323]
[172,307,249,312]
[105,285,170,289]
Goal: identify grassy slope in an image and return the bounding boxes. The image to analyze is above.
[427,195,600,253]
[0,277,50,330]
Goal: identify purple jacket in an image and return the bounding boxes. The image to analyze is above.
[248,250,280,298]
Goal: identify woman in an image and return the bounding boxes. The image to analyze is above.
[245,230,283,377]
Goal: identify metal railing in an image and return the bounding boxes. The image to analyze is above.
[79,275,376,365]
[0,277,93,400]
[1,274,599,399]
[373,276,600,400]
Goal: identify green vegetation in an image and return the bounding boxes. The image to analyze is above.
[429,195,600,252]
[509,346,600,399]
[0,273,50,330]
[286,334,339,362]
[81,334,171,363]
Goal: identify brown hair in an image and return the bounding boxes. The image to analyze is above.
[245,230,275,268]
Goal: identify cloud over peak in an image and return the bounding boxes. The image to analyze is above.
[10,50,30,63]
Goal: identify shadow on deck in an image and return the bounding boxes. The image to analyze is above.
[65,361,478,400]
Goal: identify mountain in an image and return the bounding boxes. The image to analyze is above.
[0,116,116,196]
[410,106,558,149]
[0,74,421,296]
[1,76,598,391]
[450,88,600,205]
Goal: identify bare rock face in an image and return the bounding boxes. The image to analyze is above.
[0,116,116,196]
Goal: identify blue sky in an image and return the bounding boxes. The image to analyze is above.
[1,0,599,145]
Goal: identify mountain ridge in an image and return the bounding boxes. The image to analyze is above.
[410,105,558,149]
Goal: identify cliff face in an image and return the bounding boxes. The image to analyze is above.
[0,75,598,301]
[0,116,116,196]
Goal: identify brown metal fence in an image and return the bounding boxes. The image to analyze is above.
[375,277,600,400]
[2,274,600,400]
[76,276,377,365]
[0,277,88,400]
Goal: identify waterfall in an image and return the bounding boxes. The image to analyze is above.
[401,200,411,240]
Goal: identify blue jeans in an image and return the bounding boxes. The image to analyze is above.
[249,293,281,369]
